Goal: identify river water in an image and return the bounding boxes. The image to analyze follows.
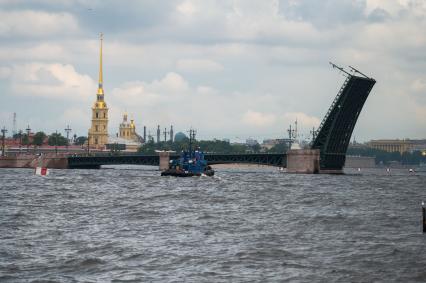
[0,166,425,282]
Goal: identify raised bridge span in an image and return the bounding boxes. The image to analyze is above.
[67,153,286,169]
[311,65,376,171]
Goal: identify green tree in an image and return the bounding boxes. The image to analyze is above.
[75,136,87,145]
[267,142,289,153]
[32,131,47,146]
[138,139,253,154]
[248,143,261,153]
[22,134,29,145]
[48,132,68,146]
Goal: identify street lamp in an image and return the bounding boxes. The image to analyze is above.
[1,127,7,157]
[65,125,72,152]
[25,125,31,153]
[18,130,22,154]
[87,131,90,156]
[55,130,58,155]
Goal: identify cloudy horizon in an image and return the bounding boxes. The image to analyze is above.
[0,0,425,142]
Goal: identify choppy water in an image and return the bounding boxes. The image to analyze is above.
[0,166,426,282]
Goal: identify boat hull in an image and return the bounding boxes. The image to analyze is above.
[161,169,214,177]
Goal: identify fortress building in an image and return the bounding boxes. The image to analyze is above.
[105,112,142,152]
[119,113,137,141]
[88,33,109,148]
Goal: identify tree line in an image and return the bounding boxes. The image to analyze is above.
[138,138,288,154]
[12,132,87,146]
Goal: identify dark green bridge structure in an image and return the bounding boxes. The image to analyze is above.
[67,153,286,169]
[311,64,376,171]
[68,64,375,171]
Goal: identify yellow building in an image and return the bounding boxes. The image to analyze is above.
[368,139,413,154]
[88,33,109,148]
[119,113,137,141]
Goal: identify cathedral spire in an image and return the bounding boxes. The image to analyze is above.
[97,32,104,96]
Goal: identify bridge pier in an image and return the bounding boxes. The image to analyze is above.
[286,149,320,174]
[158,152,170,171]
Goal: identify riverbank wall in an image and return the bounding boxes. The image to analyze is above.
[0,154,68,169]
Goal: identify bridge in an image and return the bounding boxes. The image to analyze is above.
[67,153,286,169]
[311,64,376,171]
[68,64,375,172]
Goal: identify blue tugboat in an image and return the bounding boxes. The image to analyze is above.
[161,129,214,177]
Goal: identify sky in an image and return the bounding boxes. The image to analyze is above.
[0,0,425,142]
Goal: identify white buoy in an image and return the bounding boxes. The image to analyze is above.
[35,167,49,176]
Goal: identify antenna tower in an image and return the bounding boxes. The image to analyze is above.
[12,113,17,136]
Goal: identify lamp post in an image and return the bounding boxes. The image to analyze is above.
[87,131,90,156]
[18,130,22,154]
[25,125,31,153]
[1,127,7,157]
[55,130,58,155]
[65,125,72,152]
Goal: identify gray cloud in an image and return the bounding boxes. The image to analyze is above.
[0,0,425,141]
[278,0,367,28]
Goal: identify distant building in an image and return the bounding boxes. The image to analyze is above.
[261,139,286,150]
[174,132,187,142]
[119,113,137,141]
[410,140,426,153]
[367,139,426,154]
[348,141,369,150]
[106,136,141,152]
[113,113,142,152]
[246,138,258,146]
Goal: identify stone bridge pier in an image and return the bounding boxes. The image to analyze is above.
[158,151,170,171]
[286,149,320,174]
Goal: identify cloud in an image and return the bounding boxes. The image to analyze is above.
[8,63,95,100]
[111,72,189,108]
[176,58,223,72]
[410,78,426,105]
[196,85,216,95]
[0,43,70,62]
[283,112,321,129]
[150,72,189,93]
[177,0,197,15]
[0,10,79,38]
[0,1,425,141]
[279,0,366,27]
[0,66,11,79]
[411,78,426,93]
[61,107,90,133]
[242,110,276,127]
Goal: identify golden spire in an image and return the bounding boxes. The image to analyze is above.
[97,32,104,96]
